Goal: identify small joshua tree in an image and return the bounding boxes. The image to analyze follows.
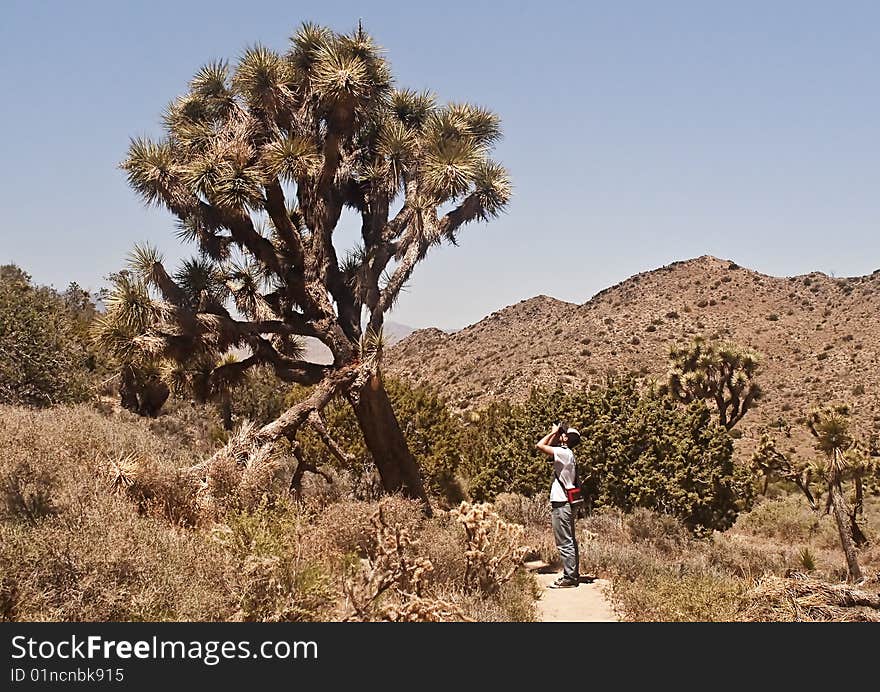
[753,405,874,582]
[807,405,864,582]
[666,336,762,429]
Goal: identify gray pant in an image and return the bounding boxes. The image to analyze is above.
[551,503,579,581]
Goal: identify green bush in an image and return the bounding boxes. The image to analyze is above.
[0,266,94,407]
[462,379,754,532]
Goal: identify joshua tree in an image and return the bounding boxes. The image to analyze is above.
[752,407,876,582]
[117,22,510,509]
[666,337,761,429]
[807,405,865,581]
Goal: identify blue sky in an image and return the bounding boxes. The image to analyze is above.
[2,1,879,329]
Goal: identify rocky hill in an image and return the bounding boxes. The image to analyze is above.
[388,256,880,461]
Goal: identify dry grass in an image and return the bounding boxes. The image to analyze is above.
[0,404,536,622]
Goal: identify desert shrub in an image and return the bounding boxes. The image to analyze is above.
[215,503,334,621]
[455,570,538,622]
[120,455,201,527]
[582,507,630,543]
[417,514,469,587]
[230,366,295,426]
[0,266,93,407]
[733,496,836,545]
[317,495,424,557]
[0,498,234,621]
[235,557,331,622]
[626,508,690,554]
[493,492,549,527]
[612,571,745,621]
[705,534,787,579]
[0,456,59,522]
[579,531,667,581]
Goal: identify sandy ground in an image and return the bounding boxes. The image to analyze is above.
[526,563,619,622]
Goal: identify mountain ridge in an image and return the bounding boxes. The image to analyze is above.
[388,255,880,461]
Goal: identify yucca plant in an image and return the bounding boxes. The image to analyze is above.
[91,271,170,416]
[117,22,511,511]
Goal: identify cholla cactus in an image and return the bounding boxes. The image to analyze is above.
[342,500,467,621]
[378,596,469,622]
[450,501,528,594]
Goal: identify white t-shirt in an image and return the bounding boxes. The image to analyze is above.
[549,446,576,503]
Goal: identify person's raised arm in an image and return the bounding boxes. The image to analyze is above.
[536,424,561,457]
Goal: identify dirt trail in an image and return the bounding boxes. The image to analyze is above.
[526,563,618,622]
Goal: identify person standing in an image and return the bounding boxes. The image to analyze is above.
[536,423,582,588]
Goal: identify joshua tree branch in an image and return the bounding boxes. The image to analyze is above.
[380,178,418,244]
[257,365,358,444]
[249,336,331,385]
[372,231,424,326]
[264,179,305,264]
[437,193,483,240]
[288,442,334,495]
[229,317,321,339]
[146,260,190,308]
[308,410,355,465]
[210,353,262,385]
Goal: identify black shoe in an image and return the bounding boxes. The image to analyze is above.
[549,577,579,589]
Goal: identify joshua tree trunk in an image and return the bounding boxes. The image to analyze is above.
[828,475,863,582]
[220,396,233,431]
[849,474,868,547]
[119,364,169,417]
[119,365,140,413]
[351,372,430,514]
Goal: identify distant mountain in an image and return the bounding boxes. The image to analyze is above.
[387,255,880,462]
[384,322,416,345]
[302,321,417,365]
